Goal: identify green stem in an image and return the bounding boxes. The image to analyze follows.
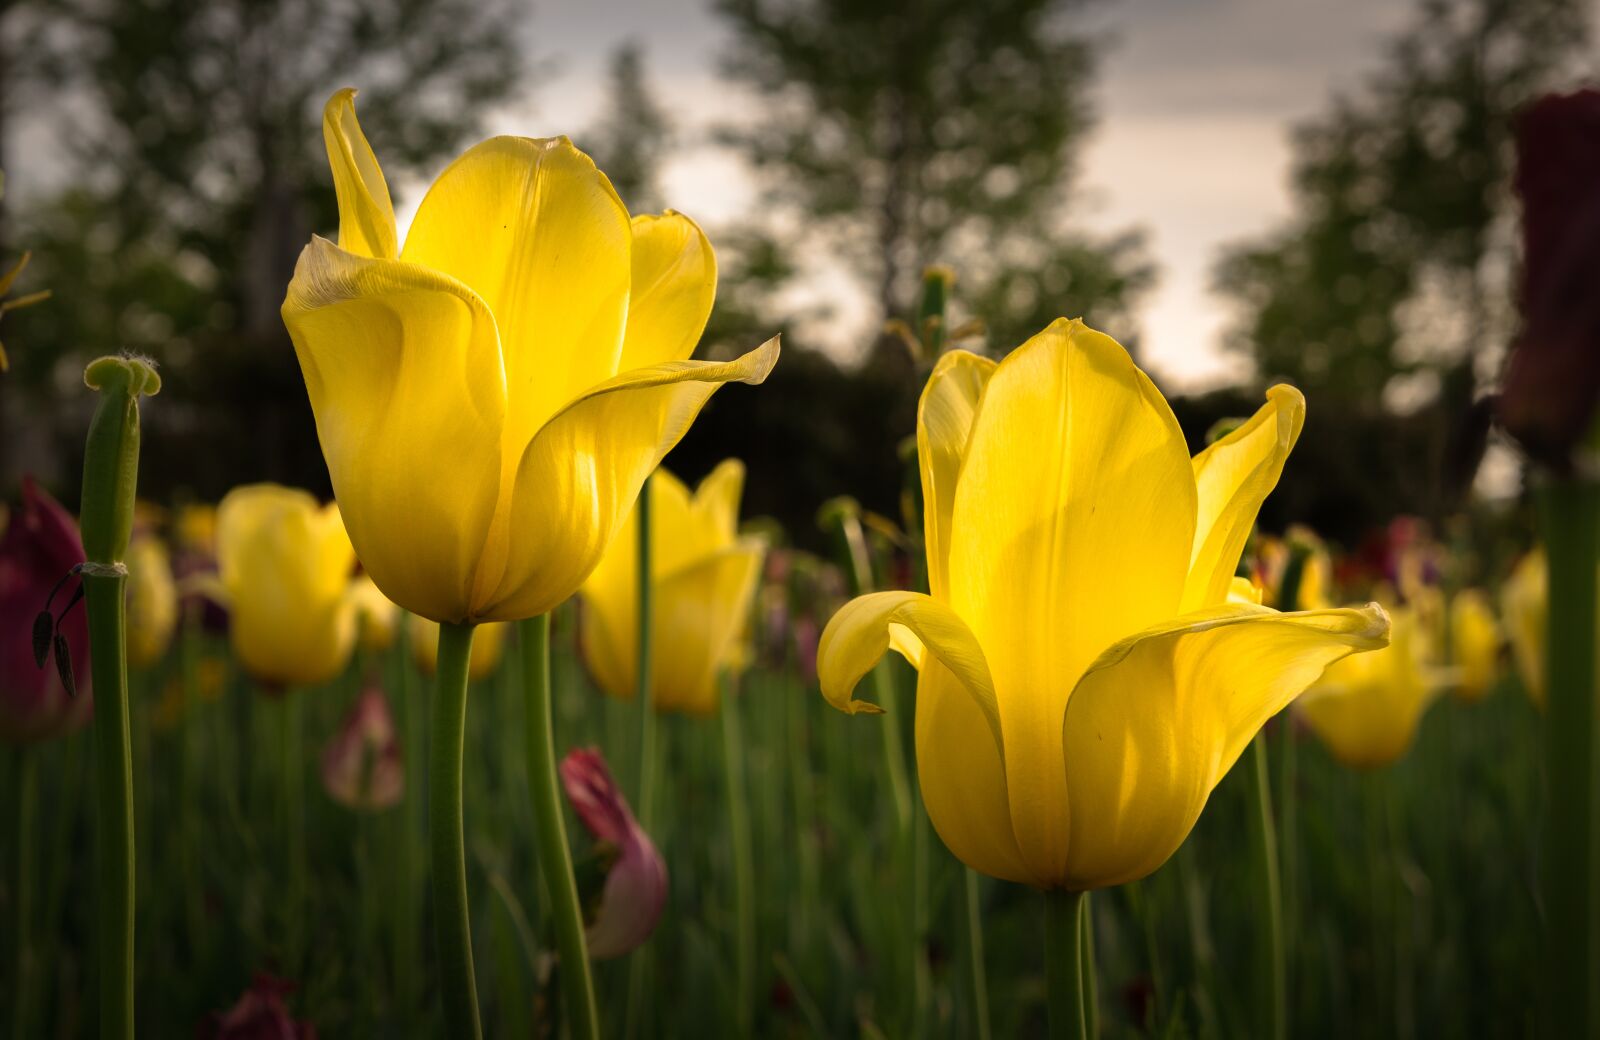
[1539,477,1600,1037]
[627,475,657,1039]
[521,613,599,1040]
[282,690,305,973]
[964,868,992,1040]
[1045,888,1088,1040]
[12,750,36,1040]
[86,573,134,1040]
[1247,733,1286,1040]
[720,672,756,1036]
[430,621,482,1039]
[1080,892,1099,1038]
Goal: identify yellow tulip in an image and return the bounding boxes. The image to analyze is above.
[216,484,358,687]
[411,614,509,683]
[816,319,1389,891]
[350,573,400,652]
[579,461,766,716]
[125,533,178,669]
[1502,549,1548,708]
[1449,588,1501,702]
[175,503,216,557]
[281,89,778,626]
[1296,605,1437,768]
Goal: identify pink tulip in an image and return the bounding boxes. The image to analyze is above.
[319,688,403,811]
[198,974,316,1039]
[0,478,91,743]
[560,747,667,959]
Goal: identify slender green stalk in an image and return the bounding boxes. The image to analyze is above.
[1247,733,1286,1040]
[963,868,992,1040]
[521,613,599,1040]
[1045,888,1089,1040]
[430,621,482,1039]
[281,690,306,973]
[1539,478,1600,1037]
[627,474,657,1038]
[720,671,757,1036]
[86,573,135,1039]
[1079,892,1099,1038]
[12,750,36,1040]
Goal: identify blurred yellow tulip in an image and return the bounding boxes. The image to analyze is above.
[1296,605,1437,768]
[411,614,509,683]
[350,573,400,652]
[281,89,778,626]
[1450,588,1501,702]
[216,484,358,688]
[579,461,766,716]
[1502,549,1548,708]
[816,319,1389,890]
[175,503,217,557]
[125,533,178,669]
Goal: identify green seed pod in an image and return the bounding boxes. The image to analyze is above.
[79,355,160,565]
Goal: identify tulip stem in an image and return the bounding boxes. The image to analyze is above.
[1246,732,1286,1040]
[12,749,36,1040]
[1539,477,1600,1037]
[720,671,757,1036]
[964,868,992,1040]
[85,572,135,1040]
[521,613,600,1040]
[627,474,657,1039]
[430,621,482,1039]
[1080,892,1099,1037]
[1045,888,1089,1040]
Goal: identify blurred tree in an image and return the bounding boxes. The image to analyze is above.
[583,41,672,215]
[714,0,1152,361]
[0,0,527,497]
[1214,0,1589,523]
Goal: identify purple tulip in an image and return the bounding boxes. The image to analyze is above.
[1499,89,1600,468]
[0,478,91,743]
[197,974,316,1039]
[319,688,403,811]
[560,746,667,959]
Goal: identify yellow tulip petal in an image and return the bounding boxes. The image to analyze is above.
[217,485,358,687]
[692,458,746,550]
[946,318,1196,885]
[917,349,995,600]
[915,657,1032,884]
[322,89,398,260]
[1450,588,1500,702]
[476,337,780,620]
[1297,607,1435,768]
[1502,550,1547,708]
[816,591,999,728]
[620,211,717,371]
[401,135,632,444]
[1060,602,1389,888]
[651,540,766,715]
[282,237,507,623]
[1181,385,1305,613]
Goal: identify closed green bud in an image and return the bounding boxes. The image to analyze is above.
[79,355,160,565]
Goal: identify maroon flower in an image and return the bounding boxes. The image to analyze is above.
[1498,89,1600,468]
[0,478,91,743]
[319,688,403,811]
[560,747,667,959]
[196,974,316,1039]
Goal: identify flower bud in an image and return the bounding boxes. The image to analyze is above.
[560,747,667,959]
[1497,89,1600,470]
[79,356,160,565]
[1,479,92,743]
[320,688,404,811]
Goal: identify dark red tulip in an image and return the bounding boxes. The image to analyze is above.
[196,974,316,1039]
[320,688,404,811]
[1498,89,1600,469]
[560,746,667,959]
[0,478,91,743]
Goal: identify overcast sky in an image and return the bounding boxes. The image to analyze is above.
[467,0,1417,390]
[8,0,1429,390]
